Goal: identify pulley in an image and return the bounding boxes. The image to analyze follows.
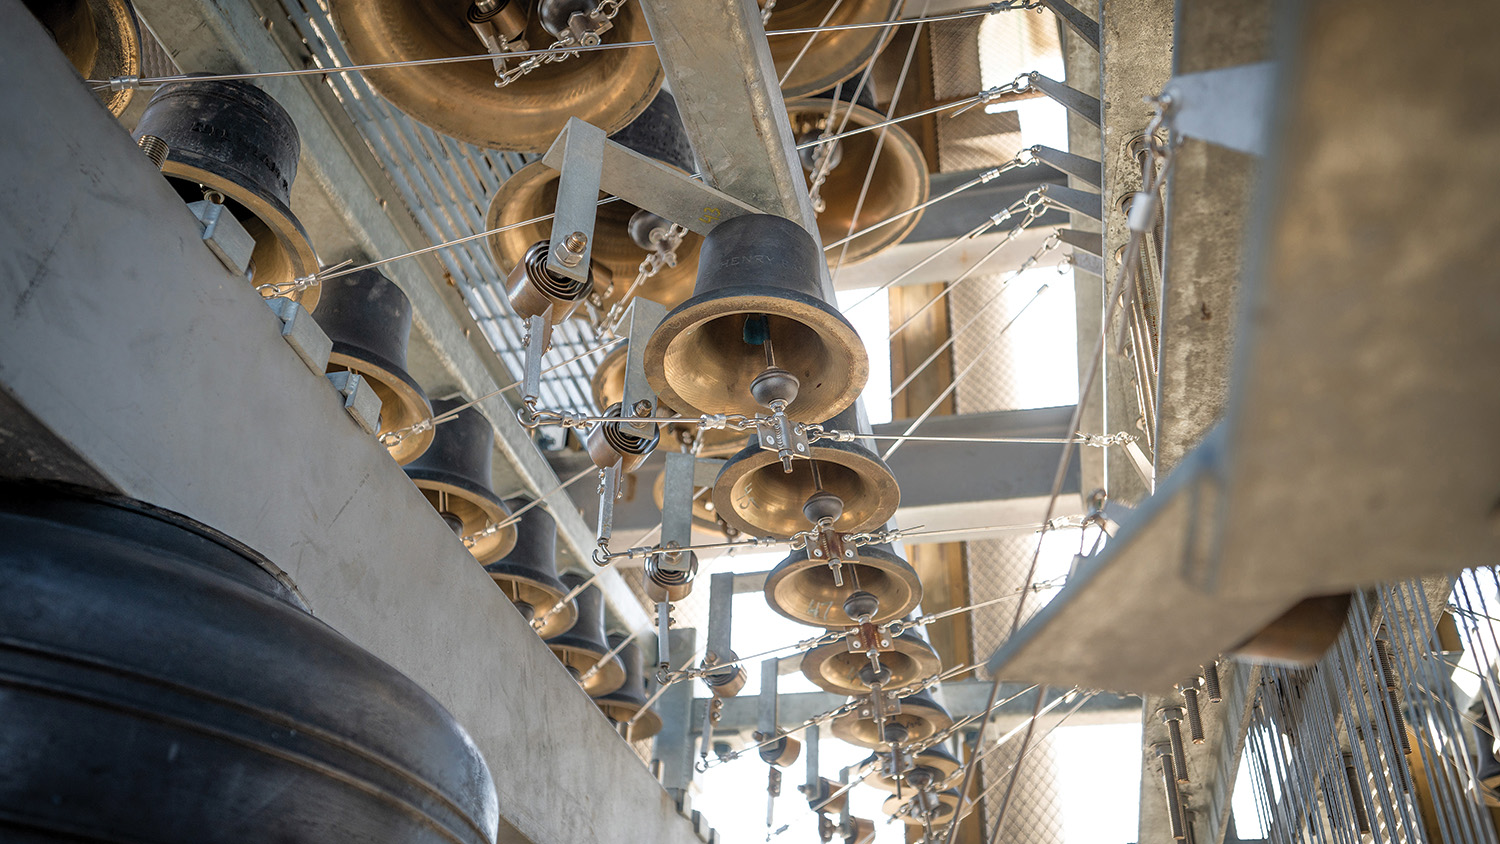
[1231,593,1352,666]
[23,0,140,116]
[644,548,697,603]
[864,744,961,793]
[312,270,434,465]
[403,396,518,563]
[800,627,940,697]
[0,482,498,843]
[593,634,663,741]
[788,94,930,264]
[483,496,578,639]
[713,407,898,539]
[593,345,745,457]
[507,239,605,324]
[800,777,848,814]
[329,0,663,152]
[883,789,960,826]
[644,213,868,421]
[585,401,660,473]
[132,79,320,308]
[762,0,902,100]
[545,571,627,697]
[831,687,953,749]
[758,733,802,767]
[701,652,747,699]
[487,90,703,316]
[763,542,921,627]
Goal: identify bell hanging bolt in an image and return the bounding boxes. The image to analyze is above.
[1374,638,1412,755]
[556,231,588,267]
[1202,659,1222,704]
[1180,679,1205,744]
[137,135,168,170]
[1159,706,1189,783]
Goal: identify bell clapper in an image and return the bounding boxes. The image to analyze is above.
[803,483,852,585]
[746,317,806,473]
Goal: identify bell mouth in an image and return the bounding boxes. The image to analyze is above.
[331,0,663,151]
[713,439,897,539]
[546,642,627,697]
[35,0,141,116]
[486,568,577,639]
[160,161,321,310]
[832,696,953,749]
[407,480,516,564]
[596,700,663,741]
[327,348,435,465]
[800,635,940,696]
[646,287,868,421]
[769,0,899,99]
[487,162,702,317]
[786,99,929,264]
[763,545,920,626]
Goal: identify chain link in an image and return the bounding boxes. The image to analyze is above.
[597,223,688,333]
[491,0,629,88]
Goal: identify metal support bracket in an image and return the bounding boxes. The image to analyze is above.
[546,119,605,281]
[706,571,735,665]
[325,371,382,435]
[1057,228,1104,258]
[1038,0,1099,51]
[264,297,333,374]
[521,312,550,400]
[1039,183,1104,221]
[1032,145,1102,188]
[188,199,255,278]
[758,656,780,737]
[1028,73,1102,128]
[659,451,700,571]
[621,298,667,432]
[1162,62,1275,157]
[596,463,619,555]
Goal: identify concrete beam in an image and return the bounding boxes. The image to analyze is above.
[0,23,693,844]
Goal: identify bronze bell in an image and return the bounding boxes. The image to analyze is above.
[403,396,518,563]
[800,626,940,697]
[329,0,663,152]
[312,270,435,465]
[643,213,868,421]
[506,238,606,324]
[864,744,961,793]
[788,93,930,264]
[487,90,704,317]
[546,571,627,697]
[1231,593,1352,666]
[713,407,899,539]
[483,496,578,639]
[883,789,961,825]
[24,0,141,116]
[764,542,921,627]
[831,686,954,749]
[762,0,902,100]
[132,79,320,309]
[593,633,663,741]
[844,817,877,844]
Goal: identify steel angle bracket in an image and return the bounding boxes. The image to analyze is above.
[544,119,603,281]
[621,298,666,433]
[1162,62,1275,157]
[659,452,726,573]
[542,117,764,238]
[1027,73,1101,128]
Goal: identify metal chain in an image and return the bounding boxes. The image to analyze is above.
[492,0,629,87]
[597,223,688,333]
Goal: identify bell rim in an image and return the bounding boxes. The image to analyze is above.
[763,543,921,626]
[774,0,902,100]
[712,437,898,540]
[484,568,577,639]
[403,473,517,563]
[644,284,869,421]
[799,632,940,697]
[159,158,321,311]
[73,0,142,116]
[882,790,960,825]
[328,343,435,465]
[596,700,663,741]
[785,99,930,264]
[831,696,953,748]
[546,642,628,697]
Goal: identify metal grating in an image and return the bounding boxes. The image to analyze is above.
[278,0,611,416]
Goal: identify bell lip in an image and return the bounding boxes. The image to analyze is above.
[775,0,901,100]
[645,284,869,421]
[863,746,962,793]
[160,158,322,311]
[545,642,628,697]
[330,1,663,152]
[831,694,954,748]
[328,342,435,465]
[798,631,940,697]
[484,565,577,639]
[597,701,664,742]
[74,0,142,116]
[763,544,920,626]
[785,99,930,264]
[712,436,899,540]
[882,790,960,825]
[402,471,517,563]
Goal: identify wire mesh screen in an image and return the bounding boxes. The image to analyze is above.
[928,19,1023,173]
[950,271,1026,413]
[977,729,1066,844]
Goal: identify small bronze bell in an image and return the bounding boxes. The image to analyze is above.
[643,213,868,421]
[483,497,578,639]
[593,633,663,741]
[800,626,940,697]
[883,789,961,825]
[313,270,434,465]
[487,90,704,317]
[24,0,141,116]
[132,79,320,308]
[713,407,899,539]
[864,744,961,793]
[763,0,902,100]
[546,571,627,697]
[403,397,517,563]
[763,543,921,627]
[831,686,954,749]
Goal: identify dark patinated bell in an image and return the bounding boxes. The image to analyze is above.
[546,572,627,697]
[484,496,577,640]
[831,686,954,749]
[23,0,141,116]
[313,270,434,465]
[593,633,663,741]
[403,396,516,563]
[763,541,922,627]
[0,482,498,843]
[133,78,320,308]
[643,213,868,421]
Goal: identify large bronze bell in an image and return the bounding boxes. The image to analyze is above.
[24,0,141,116]
[713,406,899,539]
[0,482,498,843]
[487,90,704,316]
[132,79,320,309]
[483,496,578,639]
[864,744,961,793]
[764,542,921,626]
[800,626,940,696]
[546,571,627,697]
[763,0,902,100]
[883,789,961,826]
[593,633,663,741]
[643,213,868,421]
[403,396,517,563]
[313,270,435,465]
[789,94,930,264]
[329,0,663,152]
[831,686,954,749]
